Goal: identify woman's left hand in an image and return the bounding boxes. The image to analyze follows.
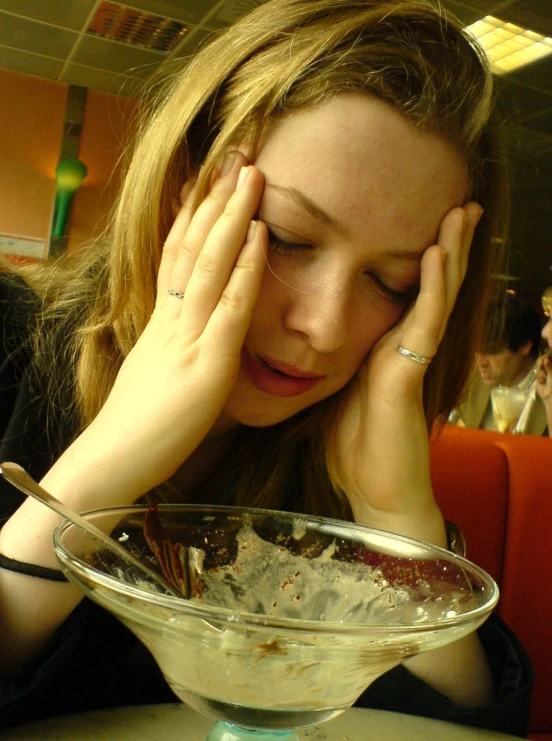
[536,352,552,439]
[536,352,552,404]
[330,202,483,541]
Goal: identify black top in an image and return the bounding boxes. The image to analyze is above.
[0,274,37,440]
[0,275,533,736]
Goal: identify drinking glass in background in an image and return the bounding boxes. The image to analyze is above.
[490,386,527,433]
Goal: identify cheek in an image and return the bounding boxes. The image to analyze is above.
[247,277,279,330]
[359,297,407,341]
[342,305,404,369]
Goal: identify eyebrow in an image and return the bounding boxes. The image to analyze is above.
[265,183,430,260]
[265,183,348,237]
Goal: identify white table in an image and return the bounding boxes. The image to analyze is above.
[0,704,520,740]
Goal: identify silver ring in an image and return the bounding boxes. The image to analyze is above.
[397,344,433,365]
[168,289,185,299]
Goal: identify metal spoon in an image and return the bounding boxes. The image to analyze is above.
[0,461,181,598]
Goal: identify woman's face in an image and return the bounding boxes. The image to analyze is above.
[220,93,469,427]
[542,319,552,349]
[542,296,552,348]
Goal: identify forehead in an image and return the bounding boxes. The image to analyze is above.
[254,94,469,250]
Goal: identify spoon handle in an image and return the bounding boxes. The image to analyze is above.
[0,462,180,597]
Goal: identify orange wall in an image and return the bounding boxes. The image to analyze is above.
[0,68,139,258]
[0,68,67,248]
[68,89,140,254]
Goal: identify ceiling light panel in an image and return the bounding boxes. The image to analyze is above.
[86,1,189,53]
[466,15,552,74]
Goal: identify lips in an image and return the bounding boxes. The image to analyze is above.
[241,349,325,398]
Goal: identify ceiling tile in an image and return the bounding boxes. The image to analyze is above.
[505,56,552,97]
[446,0,552,35]
[127,0,223,26]
[0,11,79,59]
[451,0,517,13]
[523,110,552,137]
[0,43,65,80]
[60,61,143,96]
[439,2,484,25]
[169,25,215,58]
[0,0,96,31]
[503,0,552,36]
[70,34,164,79]
[208,0,269,30]
[499,77,552,121]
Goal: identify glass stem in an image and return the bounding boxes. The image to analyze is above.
[206,721,299,741]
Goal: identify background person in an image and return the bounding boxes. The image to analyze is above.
[536,286,552,432]
[0,0,531,735]
[451,293,547,434]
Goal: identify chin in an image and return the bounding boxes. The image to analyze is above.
[225,404,303,429]
[222,391,318,429]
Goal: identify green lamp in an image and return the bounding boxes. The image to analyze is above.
[51,159,88,238]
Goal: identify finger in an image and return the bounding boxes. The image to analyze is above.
[158,151,248,312]
[392,205,473,368]
[420,202,482,338]
[439,206,467,317]
[182,165,265,336]
[460,202,484,272]
[156,185,197,305]
[437,202,482,321]
[396,243,446,363]
[203,219,267,351]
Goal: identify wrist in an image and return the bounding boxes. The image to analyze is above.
[351,500,447,550]
[41,441,145,512]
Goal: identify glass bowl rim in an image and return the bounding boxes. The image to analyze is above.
[53,502,499,634]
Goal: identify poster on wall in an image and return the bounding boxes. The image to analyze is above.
[0,233,47,260]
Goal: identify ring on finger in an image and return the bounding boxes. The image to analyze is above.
[168,289,185,299]
[397,344,433,365]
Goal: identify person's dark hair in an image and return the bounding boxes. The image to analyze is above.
[482,294,543,357]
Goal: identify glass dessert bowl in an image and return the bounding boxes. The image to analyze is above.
[54,504,499,741]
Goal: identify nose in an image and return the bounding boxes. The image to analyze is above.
[542,319,552,348]
[283,283,350,354]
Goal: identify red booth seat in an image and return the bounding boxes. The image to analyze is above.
[430,425,552,740]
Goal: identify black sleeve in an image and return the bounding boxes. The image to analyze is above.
[355,613,533,738]
[0,272,78,518]
[1,369,60,517]
[0,274,37,440]
[0,600,176,730]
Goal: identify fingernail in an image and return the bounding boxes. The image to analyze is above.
[247,220,257,241]
[237,166,249,189]
[474,206,484,226]
[220,151,237,177]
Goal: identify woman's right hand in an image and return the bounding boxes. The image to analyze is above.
[0,157,265,674]
[45,151,267,504]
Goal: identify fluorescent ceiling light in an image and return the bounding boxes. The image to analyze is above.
[466,15,552,74]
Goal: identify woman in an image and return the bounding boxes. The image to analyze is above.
[0,0,530,733]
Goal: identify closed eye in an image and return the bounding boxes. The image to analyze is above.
[266,226,312,255]
[368,272,418,304]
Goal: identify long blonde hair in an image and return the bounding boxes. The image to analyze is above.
[22,0,507,518]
